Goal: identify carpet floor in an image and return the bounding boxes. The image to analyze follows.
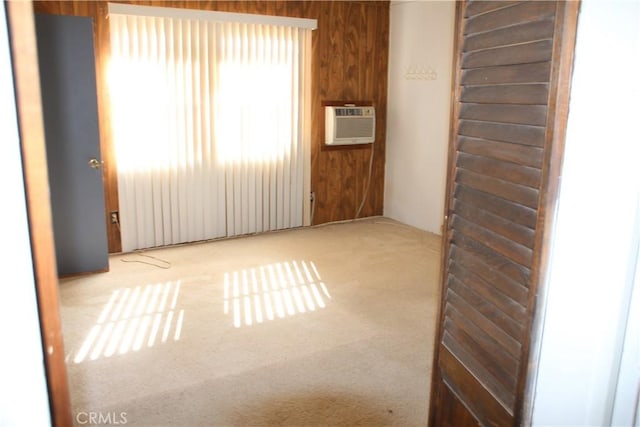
[59,217,442,426]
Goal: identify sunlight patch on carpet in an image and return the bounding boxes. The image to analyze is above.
[223,260,330,328]
[72,280,184,364]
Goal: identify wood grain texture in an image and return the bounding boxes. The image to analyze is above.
[452,214,533,267]
[462,39,553,69]
[458,136,544,168]
[464,1,521,19]
[33,0,390,251]
[449,245,529,307]
[455,168,540,209]
[445,292,521,364]
[449,260,527,324]
[459,103,547,126]
[432,380,480,427]
[461,83,549,105]
[6,2,72,425]
[462,62,551,85]
[463,19,555,52]
[442,326,516,410]
[454,184,538,229]
[459,120,546,147]
[431,1,579,425]
[452,230,530,289]
[464,1,556,35]
[439,346,513,426]
[447,276,524,342]
[456,152,541,189]
[452,198,536,248]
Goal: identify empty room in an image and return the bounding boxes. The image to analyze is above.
[2,1,640,426]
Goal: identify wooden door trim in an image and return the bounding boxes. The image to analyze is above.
[428,0,467,424]
[6,1,72,425]
[518,1,581,423]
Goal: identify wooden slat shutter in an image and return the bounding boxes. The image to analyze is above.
[430,1,579,425]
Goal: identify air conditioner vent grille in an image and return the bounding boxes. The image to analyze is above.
[336,117,375,139]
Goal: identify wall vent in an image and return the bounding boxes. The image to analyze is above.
[325,106,375,145]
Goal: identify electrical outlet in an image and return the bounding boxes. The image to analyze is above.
[110,211,119,224]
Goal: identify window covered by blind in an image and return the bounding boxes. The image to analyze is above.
[109,4,314,251]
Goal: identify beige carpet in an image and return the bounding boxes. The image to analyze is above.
[59,217,442,426]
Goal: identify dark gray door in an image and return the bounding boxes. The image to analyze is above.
[35,14,108,276]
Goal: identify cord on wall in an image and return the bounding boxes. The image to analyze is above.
[355,145,375,219]
[310,191,316,225]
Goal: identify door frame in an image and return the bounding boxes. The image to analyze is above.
[6,1,72,425]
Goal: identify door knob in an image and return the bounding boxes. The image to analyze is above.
[88,158,102,169]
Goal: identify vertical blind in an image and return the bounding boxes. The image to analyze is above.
[108,5,314,252]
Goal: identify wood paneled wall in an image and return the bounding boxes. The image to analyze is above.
[33,1,390,253]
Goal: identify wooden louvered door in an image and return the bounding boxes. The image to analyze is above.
[429,1,579,426]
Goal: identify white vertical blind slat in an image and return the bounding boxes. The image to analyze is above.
[157,18,170,244]
[176,19,188,243]
[167,18,180,245]
[213,25,225,239]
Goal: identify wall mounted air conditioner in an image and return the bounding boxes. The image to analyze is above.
[325,106,375,146]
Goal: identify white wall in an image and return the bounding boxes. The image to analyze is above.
[384,0,455,234]
[532,1,640,425]
[612,232,640,425]
[0,6,51,427]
